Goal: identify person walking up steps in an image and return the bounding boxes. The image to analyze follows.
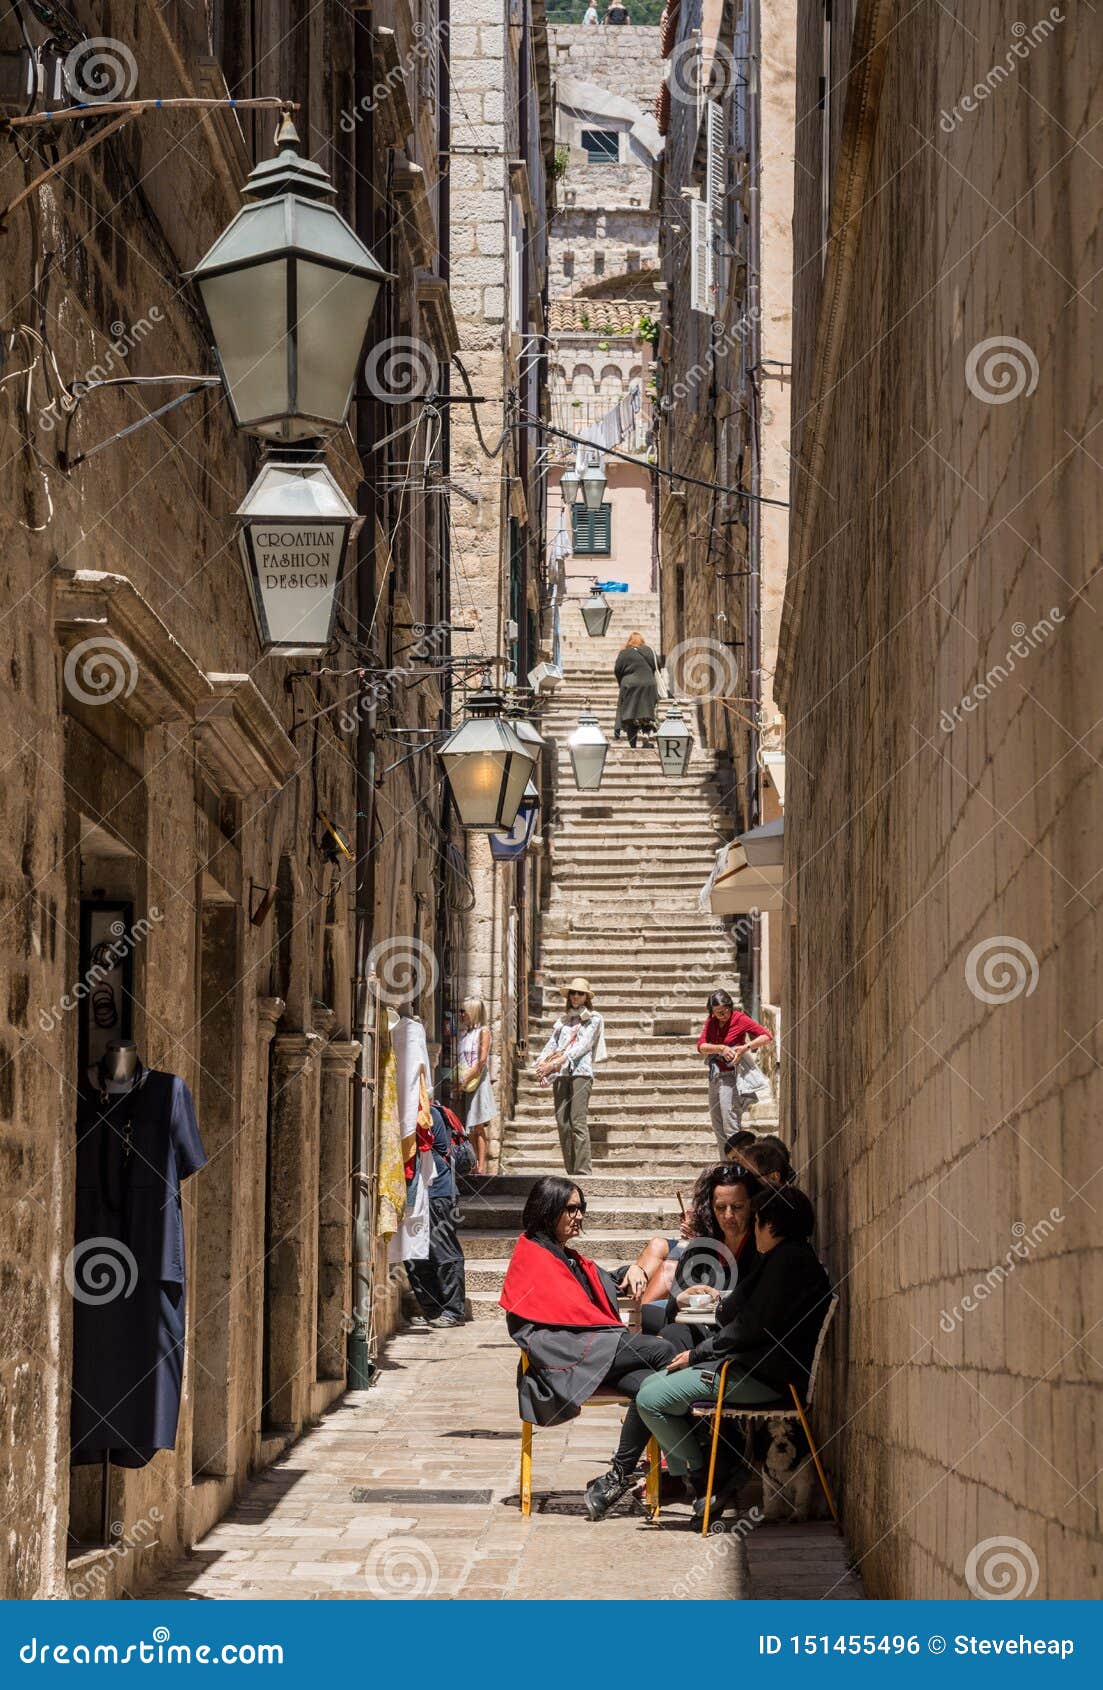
[534,977,605,1176]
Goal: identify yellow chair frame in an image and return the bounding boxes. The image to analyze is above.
[691,1295,841,1535]
[519,1354,661,1521]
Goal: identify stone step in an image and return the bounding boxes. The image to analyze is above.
[459,1194,679,1232]
[469,1171,696,1198]
[457,1226,663,1261]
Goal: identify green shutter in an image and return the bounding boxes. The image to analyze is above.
[571,502,612,556]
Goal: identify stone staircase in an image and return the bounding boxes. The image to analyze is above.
[459,591,778,1317]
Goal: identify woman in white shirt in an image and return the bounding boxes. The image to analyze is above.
[457,998,494,1174]
[535,976,603,1176]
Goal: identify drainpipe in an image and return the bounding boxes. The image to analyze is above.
[350,11,380,1390]
[746,0,763,1019]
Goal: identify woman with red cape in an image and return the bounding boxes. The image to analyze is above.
[499,1174,675,1520]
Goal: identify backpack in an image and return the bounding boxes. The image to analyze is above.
[440,1104,478,1177]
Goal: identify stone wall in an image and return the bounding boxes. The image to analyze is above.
[0,0,449,1597]
[448,2,554,1162]
[779,0,1102,1599]
[550,23,664,104]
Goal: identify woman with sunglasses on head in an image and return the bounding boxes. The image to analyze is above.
[500,1174,676,1521]
[635,1163,763,1339]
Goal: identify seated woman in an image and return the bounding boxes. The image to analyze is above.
[635,1186,832,1515]
[636,1163,762,1337]
[499,1174,675,1521]
[739,1135,797,1187]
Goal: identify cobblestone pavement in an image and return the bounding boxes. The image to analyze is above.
[145,1325,864,1600]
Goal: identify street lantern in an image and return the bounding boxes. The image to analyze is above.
[580,460,607,512]
[189,116,392,443]
[511,715,546,752]
[580,586,613,638]
[439,686,536,831]
[560,467,582,505]
[489,780,540,861]
[236,456,363,654]
[656,701,694,778]
[567,709,609,790]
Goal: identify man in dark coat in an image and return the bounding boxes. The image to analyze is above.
[613,633,663,747]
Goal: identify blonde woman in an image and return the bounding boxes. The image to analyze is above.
[457,998,494,1175]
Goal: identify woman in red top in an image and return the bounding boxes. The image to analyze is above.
[697,989,772,1156]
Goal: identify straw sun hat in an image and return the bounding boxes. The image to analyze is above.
[564,976,593,1004]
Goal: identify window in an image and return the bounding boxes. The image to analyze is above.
[581,128,619,164]
[626,249,640,272]
[690,199,714,315]
[593,251,605,276]
[572,502,612,556]
[563,251,574,278]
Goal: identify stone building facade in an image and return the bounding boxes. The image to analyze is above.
[0,0,461,1598]
[546,25,661,606]
[653,0,795,1011]
[777,0,1101,1598]
[448,1,555,1165]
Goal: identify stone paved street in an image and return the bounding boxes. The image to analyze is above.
[145,1324,863,1601]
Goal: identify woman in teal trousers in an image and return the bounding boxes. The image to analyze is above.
[634,1186,831,1513]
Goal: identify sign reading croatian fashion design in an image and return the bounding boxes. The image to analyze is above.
[235,459,363,655]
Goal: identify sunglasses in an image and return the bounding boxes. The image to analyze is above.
[563,1202,586,1217]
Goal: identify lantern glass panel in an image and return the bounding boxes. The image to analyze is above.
[296,262,382,425]
[199,259,289,433]
[569,742,607,789]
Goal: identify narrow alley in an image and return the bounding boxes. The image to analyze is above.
[147,1324,861,1602]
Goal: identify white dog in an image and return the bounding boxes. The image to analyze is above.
[759,1416,819,1522]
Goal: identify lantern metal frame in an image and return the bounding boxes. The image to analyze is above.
[655,700,695,779]
[580,459,607,512]
[188,115,393,444]
[579,584,613,638]
[567,708,610,791]
[235,454,364,656]
[438,685,537,832]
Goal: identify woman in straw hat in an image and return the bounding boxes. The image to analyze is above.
[534,977,605,1176]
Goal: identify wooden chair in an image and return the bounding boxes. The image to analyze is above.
[519,1354,662,1521]
[690,1294,840,1535]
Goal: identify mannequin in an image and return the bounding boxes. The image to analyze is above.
[99,1038,140,1087]
[70,1045,206,1475]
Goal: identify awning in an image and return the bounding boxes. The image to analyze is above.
[761,749,786,804]
[698,819,786,915]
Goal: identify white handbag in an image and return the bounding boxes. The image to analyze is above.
[736,1053,773,1100]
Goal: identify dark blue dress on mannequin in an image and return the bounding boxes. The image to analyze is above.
[70,1068,207,1467]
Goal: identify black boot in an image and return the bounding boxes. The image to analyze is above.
[583,1465,636,1521]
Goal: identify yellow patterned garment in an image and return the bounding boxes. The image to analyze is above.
[375,1021,406,1240]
